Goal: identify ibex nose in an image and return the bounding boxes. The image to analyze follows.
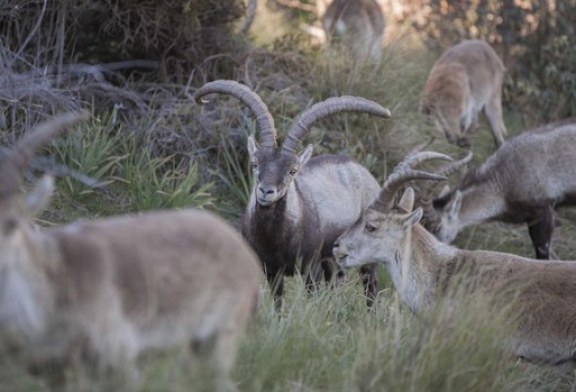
[333,240,348,259]
[256,184,278,206]
[258,185,275,196]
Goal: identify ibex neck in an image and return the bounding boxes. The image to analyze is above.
[391,225,458,313]
[458,182,505,230]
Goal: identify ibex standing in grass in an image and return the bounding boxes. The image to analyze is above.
[194,80,391,308]
[0,112,262,391]
[321,0,385,62]
[420,119,576,260]
[420,40,507,148]
[334,152,576,366]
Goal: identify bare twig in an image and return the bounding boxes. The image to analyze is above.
[14,0,48,60]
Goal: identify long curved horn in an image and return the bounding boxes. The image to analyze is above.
[420,150,473,232]
[282,96,391,154]
[194,80,277,148]
[372,151,452,211]
[0,111,90,198]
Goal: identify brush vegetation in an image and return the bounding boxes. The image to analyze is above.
[2,0,576,390]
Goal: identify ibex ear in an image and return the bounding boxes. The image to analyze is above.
[298,144,313,166]
[438,184,451,198]
[447,190,463,221]
[403,207,423,229]
[398,187,415,212]
[247,135,258,159]
[26,175,54,217]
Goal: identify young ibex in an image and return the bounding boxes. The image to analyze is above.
[420,40,507,148]
[420,119,576,260]
[334,152,576,366]
[321,0,385,62]
[194,80,391,308]
[0,112,262,391]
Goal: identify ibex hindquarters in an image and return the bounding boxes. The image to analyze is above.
[421,39,507,148]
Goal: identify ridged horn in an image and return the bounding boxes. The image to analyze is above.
[194,80,277,148]
[372,151,452,212]
[437,150,473,177]
[282,96,391,154]
[0,111,90,198]
[420,150,472,232]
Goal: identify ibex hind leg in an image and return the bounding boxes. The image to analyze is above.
[483,91,507,147]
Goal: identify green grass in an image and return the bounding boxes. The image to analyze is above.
[5,14,576,392]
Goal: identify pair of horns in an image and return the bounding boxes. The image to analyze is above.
[0,111,89,198]
[420,151,473,229]
[371,151,452,212]
[193,80,391,153]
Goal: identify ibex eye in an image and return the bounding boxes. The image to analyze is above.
[250,162,257,169]
[289,169,297,176]
[364,224,377,233]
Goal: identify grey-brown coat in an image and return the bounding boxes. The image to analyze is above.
[0,113,262,391]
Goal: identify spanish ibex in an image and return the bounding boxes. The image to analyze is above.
[0,112,262,391]
[321,0,385,61]
[420,119,576,260]
[420,40,507,148]
[194,80,391,308]
[334,151,576,366]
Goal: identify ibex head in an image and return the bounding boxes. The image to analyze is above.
[419,151,473,243]
[333,151,451,268]
[0,112,88,252]
[194,80,391,207]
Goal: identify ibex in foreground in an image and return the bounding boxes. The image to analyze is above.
[420,40,507,148]
[334,152,576,366]
[420,119,576,260]
[194,80,391,308]
[0,112,262,391]
[321,0,385,62]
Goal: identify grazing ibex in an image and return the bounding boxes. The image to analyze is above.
[0,112,262,391]
[334,152,576,366]
[194,80,391,308]
[321,0,385,61]
[420,40,507,148]
[420,119,576,260]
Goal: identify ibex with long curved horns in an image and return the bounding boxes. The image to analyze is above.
[334,151,576,366]
[194,80,391,308]
[0,112,262,391]
[420,119,576,260]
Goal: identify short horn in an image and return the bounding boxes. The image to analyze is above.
[0,111,90,198]
[437,150,473,177]
[372,151,452,211]
[282,96,391,153]
[419,150,472,233]
[194,80,277,148]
